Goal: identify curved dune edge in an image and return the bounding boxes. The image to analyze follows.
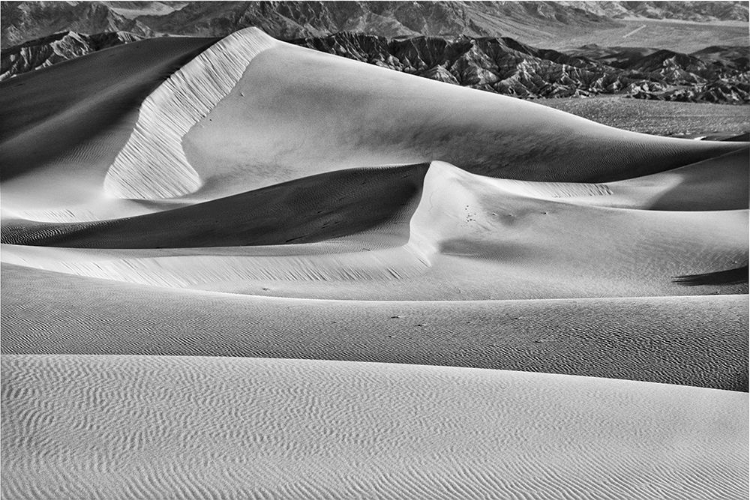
[2,263,746,390]
[3,354,747,500]
[2,160,747,299]
[103,28,277,200]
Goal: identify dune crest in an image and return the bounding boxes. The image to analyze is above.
[103,28,277,200]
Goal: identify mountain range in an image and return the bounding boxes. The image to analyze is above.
[2,2,748,103]
[3,1,748,48]
[4,28,748,104]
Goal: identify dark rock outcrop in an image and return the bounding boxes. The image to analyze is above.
[1,30,143,81]
[291,32,750,103]
[1,1,152,47]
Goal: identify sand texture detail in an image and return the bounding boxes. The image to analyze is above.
[3,355,747,500]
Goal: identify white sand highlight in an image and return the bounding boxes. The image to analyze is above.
[103,28,277,200]
[3,355,747,500]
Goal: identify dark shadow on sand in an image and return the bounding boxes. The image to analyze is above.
[673,265,749,286]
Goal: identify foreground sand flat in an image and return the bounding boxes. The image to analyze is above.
[3,355,747,500]
[1,27,748,499]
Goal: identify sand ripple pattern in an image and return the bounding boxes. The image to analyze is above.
[104,28,276,199]
[2,264,746,390]
[3,355,747,500]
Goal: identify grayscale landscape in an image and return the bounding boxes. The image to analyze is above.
[1,2,748,499]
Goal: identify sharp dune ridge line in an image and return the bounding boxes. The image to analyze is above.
[1,24,749,500]
[3,355,747,500]
[104,28,276,199]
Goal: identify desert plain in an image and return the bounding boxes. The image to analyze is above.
[1,24,748,500]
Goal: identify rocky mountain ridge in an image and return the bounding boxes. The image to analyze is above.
[1,1,153,47]
[1,30,144,81]
[292,32,749,103]
[3,27,747,104]
[3,1,748,48]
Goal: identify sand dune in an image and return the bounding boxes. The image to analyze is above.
[3,355,747,500]
[3,160,746,299]
[496,149,749,211]
[178,29,746,201]
[3,164,429,248]
[1,28,746,221]
[0,36,218,222]
[3,263,746,390]
[104,28,276,199]
[2,25,748,500]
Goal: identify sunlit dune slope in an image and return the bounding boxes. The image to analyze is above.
[172,29,746,200]
[4,160,746,299]
[3,263,746,390]
[3,355,747,500]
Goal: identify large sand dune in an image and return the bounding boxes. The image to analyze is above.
[1,26,748,500]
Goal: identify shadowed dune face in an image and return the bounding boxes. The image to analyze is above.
[674,265,749,286]
[0,36,219,181]
[2,165,429,248]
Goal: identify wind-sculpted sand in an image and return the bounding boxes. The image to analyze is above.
[1,27,748,500]
[3,355,747,500]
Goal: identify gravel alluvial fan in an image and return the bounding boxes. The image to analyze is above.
[1,7,748,500]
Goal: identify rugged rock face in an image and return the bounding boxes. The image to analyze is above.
[130,1,624,40]
[584,1,749,22]
[292,32,750,103]
[2,2,747,103]
[0,31,143,81]
[2,26,747,104]
[1,1,153,47]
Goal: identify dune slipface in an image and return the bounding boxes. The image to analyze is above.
[1,25,748,500]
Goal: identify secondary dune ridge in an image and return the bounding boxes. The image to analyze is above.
[3,263,747,391]
[1,26,748,500]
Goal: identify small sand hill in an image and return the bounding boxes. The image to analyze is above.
[2,164,430,248]
[3,355,747,500]
[496,149,749,211]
